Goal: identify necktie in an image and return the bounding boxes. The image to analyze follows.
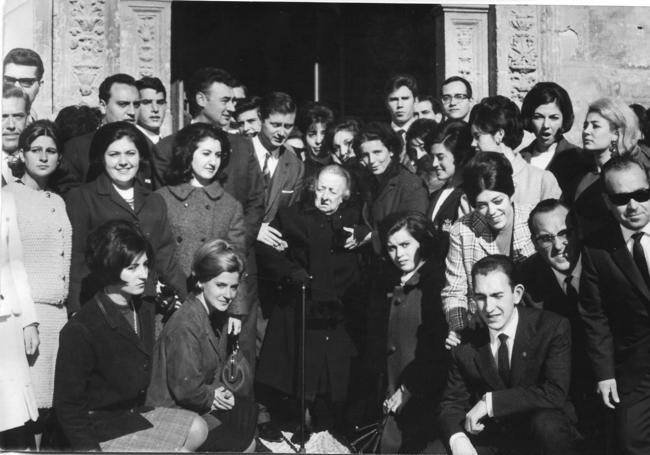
[497,333,510,387]
[564,274,578,302]
[632,232,650,288]
[262,152,272,188]
[397,129,407,159]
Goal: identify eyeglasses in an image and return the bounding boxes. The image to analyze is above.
[4,76,40,88]
[441,94,469,104]
[606,188,650,206]
[534,228,574,247]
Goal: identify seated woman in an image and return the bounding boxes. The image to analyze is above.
[53,220,206,452]
[147,239,257,452]
[255,164,363,436]
[469,95,562,208]
[441,152,536,336]
[366,212,448,453]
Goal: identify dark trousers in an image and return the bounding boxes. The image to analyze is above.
[616,372,650,455]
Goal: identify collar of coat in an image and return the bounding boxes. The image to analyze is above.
[95,172,151,198]
[166,180,225,201]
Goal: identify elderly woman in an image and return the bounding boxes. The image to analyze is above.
[441,152,536,337]
[65,121,186,316]
[520,82,590,203]
[255,164,363,436]
[469,95,562,208]
[574,98,643,237]
[147,240,256,452]
[53,220,206,451]
[4,120,72,447]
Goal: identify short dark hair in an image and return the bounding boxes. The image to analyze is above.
[12,120,62,178]
[602,154,649,193]
[631,103,650,146]
[234,96,261,119]
[186,67,236,118]
[527,198,570,235]
[380,211,436,260]
[442,76,472,99]
[54,104,102,144]
[469,95,524,150]
[85,220,153,288]
[259,91,296,120]
[324,118,361,158]
[189,239,244,292]
[384,74,418,100]
[417,95,445,115]
[424,119,474,168]
[353,121,401,164]
[521,82,574,135]
[3,82,31,113]
[297,102,334,135]
[3,48,44,79]
[405,118,437,162]
[87,121,151,183]
[462,151,515,207]
[136,76,166,99]
[98,73,137,104]
[165,122,231,186]
[471,254,518,288]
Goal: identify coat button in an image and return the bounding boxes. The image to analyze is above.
[51,208,56,213]
[387,345,396,354]
[184,202,189,208]
[200,238,206,243]
[60,251,64,257]
[176,236,182,243]
[58,227,62,232]
[205,204,210,210]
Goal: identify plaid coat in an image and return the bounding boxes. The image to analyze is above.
[441,205,536,331]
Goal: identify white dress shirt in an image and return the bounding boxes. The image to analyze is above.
[529,142,557,171]
[252,135,279,177]
[135,124,161,144]
[620,222,650,273]
[550,255,582,294]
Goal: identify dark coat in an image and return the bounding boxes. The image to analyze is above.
[426,186,465,257]
[261,145,305,223]
[439,307,571,441]
[147,295,229,414]
[64,172,187,315]
[255,201,362,400]
[53,293,155,451]
[580,223,650,395]
[520,137,590,204]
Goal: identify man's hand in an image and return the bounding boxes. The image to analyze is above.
[343,227,358,249]
[23,324,39,356]
[228,317,242,335]
[597,378,620,409]
[445,330,461,350]
[212,386,235,411]
[382,386,411,414]
[257,223,287,251]
[464,399,488,435]
[450,435,478,455]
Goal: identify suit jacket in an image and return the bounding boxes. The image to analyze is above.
[439,307,571,441]
[146,295,228,414]
[520,137,590,204]
[64,172,187,315]
[580,223,650,395]
[53,292,155,451]
[441,206,536,331]
[261,145,304,223]
[426,187,468,257]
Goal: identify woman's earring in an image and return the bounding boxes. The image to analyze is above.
[610,139,619,156]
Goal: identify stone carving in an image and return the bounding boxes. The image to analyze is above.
[67,0,106,98]
[136,14,157,78]
[72,64,101,97]
[454,24,476,86]
[507,9,539,102]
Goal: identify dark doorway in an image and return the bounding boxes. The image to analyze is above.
[172,2,439,122]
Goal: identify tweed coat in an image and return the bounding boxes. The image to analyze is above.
[441,205,536,331]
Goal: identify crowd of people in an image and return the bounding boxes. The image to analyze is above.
[3,45,650,455]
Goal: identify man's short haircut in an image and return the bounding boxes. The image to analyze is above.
[469,95,524,150]
[471,254,518,288]
[98,73,137,104]
[3,48,44,79]
[234,96,261,118]
[384,73,418,100]
[297,102,334,134]
[259,91,296,120]
[424,119,474,168]
[441,76,472,99]
[231,80,247,96]
[527,198,570,235]
[521,82,574,135]
[3,82,31,113]
[602,154,649,193]
[186,67,237,118]
[136,76,166,99]
[417,95,445,115]
[462,151,515,207]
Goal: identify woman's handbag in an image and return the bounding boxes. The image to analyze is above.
[221,334,252,396]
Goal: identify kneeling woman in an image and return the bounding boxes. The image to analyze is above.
[54,220,207,451]
[147,240,257,452]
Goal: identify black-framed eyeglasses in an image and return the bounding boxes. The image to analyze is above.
[441,94,469,104]
[606,188,650,206]
[4,75,40,88]
[534,228,574,246]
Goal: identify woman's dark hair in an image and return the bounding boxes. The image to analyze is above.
[424,120,475,168]
[469,95,524,150]
[462,151,515,207]
[323,118,361,157]
[86,121,151,183]
[297,102,334,137]
[630,104,650,146]
[353,121,401,165]
[188,239,245,293]
[54,104,102,144]
[521,82,575,135]
[405,118,437,162]
[165,123,231,185]
[13,119,62,178]
[380,211,436,261]
[85,220,153,288]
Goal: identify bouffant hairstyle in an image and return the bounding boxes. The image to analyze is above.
[462,151,515,207]
[424,119,474,168]
[469,95,524,150]
[587,97,641,154]
[380,211,436,261]
[188,239,245,293]
[521,82,574,136]
[297,102,334,136]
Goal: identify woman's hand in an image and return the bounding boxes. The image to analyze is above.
[228,317,242,335]
[23,323,39,356]
[445,330,461,350]
[383,386,410,415]
[343,227,358,249]
[212,386,235,411]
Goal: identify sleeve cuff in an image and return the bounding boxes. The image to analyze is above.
[449,432,471,450]
[485,392,493,418]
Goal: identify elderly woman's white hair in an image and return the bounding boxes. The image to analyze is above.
[315,164,352,200]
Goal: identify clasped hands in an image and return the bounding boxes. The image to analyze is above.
[258,223,363,252]
[212,386,235,411]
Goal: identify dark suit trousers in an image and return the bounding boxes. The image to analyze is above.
[616,371,650,455]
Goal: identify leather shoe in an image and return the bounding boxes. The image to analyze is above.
[258,421,283,442]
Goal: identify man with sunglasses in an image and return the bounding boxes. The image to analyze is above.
[580,154,650,455]
[441,76,473,122]
[3,48,44,122]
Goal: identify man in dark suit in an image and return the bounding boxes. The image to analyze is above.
[439,254,574,455]
[385,74,416,168]
[580,154,650,454]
